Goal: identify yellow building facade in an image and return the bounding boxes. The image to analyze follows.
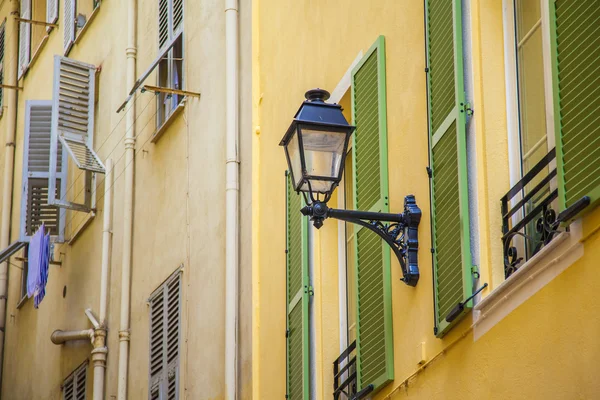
[253,0,600,399]
[0,0,253,399]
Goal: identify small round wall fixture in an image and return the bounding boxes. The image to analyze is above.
[280,89,422,286]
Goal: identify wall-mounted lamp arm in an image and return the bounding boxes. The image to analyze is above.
[301,195,421,286]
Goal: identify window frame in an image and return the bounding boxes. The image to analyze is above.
[156,0,185,130]
[502,0,559,279]
[148,267,183,400]
[504,0,556,191]
[333,50,363,356]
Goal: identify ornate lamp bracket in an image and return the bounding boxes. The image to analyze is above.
[301,195,422,287]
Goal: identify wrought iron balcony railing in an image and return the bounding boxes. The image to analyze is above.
[333,341,374,400]
[333,340,357,400]
[501,148,590,279]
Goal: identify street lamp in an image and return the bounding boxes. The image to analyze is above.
[280,89,422,287]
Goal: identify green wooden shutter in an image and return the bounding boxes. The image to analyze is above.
[425,0,473,337]
[285,172,309,400]
[550,0,600,213]
[351,36,393,393]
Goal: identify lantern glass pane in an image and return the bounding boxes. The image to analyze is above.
[300,128,347,181]
[286,127,303,188]
[299,179,336,194]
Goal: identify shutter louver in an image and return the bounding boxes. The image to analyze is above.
[74,364,87,400]
[21,101,67,243]
[551,0,600,212]
[285,172,309,400]
[158,0,169,49]
[426,0,473,337]
[47,0,59,24]
[62,362,87,400]
[351,36,394,393]
[0,21,6,111]
[51,56,105,174]
[18,0,31,79]
[173,0,183,34]
[63,0,75,54]
[148,270,181,400]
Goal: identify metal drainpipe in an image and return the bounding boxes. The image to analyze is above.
[225,0,240,398]
[117,0,137,397]
[0,0,21,393]
[92,158,113,400]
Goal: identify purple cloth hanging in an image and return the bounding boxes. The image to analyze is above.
[26,224,44,298]
[27,224,51,308]
[34,233,50,308]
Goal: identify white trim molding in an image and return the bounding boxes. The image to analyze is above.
[335,50,363,353]
[473,220,584,341]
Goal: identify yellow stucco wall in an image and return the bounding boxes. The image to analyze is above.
[252,0,600,399]
[0,0,253,399]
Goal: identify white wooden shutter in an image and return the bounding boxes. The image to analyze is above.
[47,0,59,24]
[62,362,87,400]
[148,270,181,400]
[63,0,75,54]
[18,0,32,79]
[20,101,67,243]
[159,0,183,49]
[158,0,169,49]
[51,55,104,169]
[173,0,183,35]
[0,21,6,110]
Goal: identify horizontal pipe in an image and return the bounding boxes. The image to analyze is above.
[51,329,94,345]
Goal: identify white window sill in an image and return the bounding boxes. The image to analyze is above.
[472,219,584,340]
[151,100,186,144]
[19,34,51,81]
[68,211,96,246]
[74,5,102,46]
[16,295,29,309]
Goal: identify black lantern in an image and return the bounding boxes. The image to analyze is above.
[280,89,355,204]
[281,89,423,287]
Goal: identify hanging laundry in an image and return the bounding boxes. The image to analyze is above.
[34,232,50,308]
[26,224,51,308]
[26,224,44,299]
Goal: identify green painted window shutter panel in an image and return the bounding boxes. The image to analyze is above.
[425,0,473,337]
[550,0,600,213]
[285,172,310,400]
[351,35,394,393]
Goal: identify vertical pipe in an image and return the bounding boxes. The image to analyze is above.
[92,158,113,400]
[100,159,113,324]
[225,0,240,399]
[117,0,137,397]
[0,0,21,391]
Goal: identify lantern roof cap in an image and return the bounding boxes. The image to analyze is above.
[280,89,354,146]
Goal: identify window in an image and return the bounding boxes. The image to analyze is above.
[426,0,474,337]
[18,0,56,78]
[31,0,47,53]
[348,36,393,393]
[48,56,105,213]
[157,0,184,127]
[506,0,557,263]
[64,0,102,53]
[20,100,67,243]
[148,269,182,400]
[18,0,32,78]
[62,361,88,400]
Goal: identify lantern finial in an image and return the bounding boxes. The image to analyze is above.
[304,88,330,103]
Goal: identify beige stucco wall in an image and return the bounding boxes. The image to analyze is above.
[0,0,252,398]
